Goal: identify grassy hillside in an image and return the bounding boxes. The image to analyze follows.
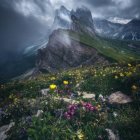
[66,30,140,63]
[0,29,140,139]
[0,63,140,140]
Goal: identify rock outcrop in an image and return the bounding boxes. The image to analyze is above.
[71,7,95,36]
[0,122,15,140]
[108,91,133,105]
[36,29,108,73]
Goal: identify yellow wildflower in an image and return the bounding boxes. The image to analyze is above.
[131,85,137,90]
[96,105,101,111]
[51,77,56,80]
[97,105,101,109]
[9,94,14,99]
[115,76,118,79]
[128,63,132,67]
[49,84,57,90]
[77,129,84,140]
[126,72,132,77]
[120,73,124,77]
[14,98,19,104]
[63,80,69,85]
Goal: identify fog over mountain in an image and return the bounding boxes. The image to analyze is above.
[0,0,140,82]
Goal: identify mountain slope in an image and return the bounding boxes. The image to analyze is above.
[36,28,140,73]
[36,29,108,73]
[118,19,140,40]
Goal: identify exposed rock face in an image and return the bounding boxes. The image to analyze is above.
[52,6,95,36]
[36,29,108,73]
[52,6,71,30]
[105,129,120,140]
[108,91,133,104]
[0,122,15,140]
[71,7,95,36]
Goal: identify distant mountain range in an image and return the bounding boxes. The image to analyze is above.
[94,18,140,41]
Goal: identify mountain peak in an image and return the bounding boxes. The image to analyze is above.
[71,6,93,28]
[76,6,92,15]
[52,6,95,36]
[52,6,71,30]
[60,5,67,11]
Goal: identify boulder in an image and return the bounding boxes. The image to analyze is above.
[82,93,95,99]
[54,97,79,104]
[40,89,49,96]
[77,91,95,99]
[105,129,119,140]
[108,91,132,104]
[0,122,15,140]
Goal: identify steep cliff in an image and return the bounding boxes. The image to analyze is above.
[36,29,108,73]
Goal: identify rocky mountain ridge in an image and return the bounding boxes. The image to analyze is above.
[52,6,95,36]
[36,29,108,73]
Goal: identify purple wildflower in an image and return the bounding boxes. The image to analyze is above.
[64,104,78,119]
[82,102,96,112]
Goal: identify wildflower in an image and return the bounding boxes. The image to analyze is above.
[14,98,20,104]
[49,84,57,90]
[63,80,69,85]
[128,63,132,67]
[9,94,14,99]
[120,73,124,77]
[131,85,137,90]
[82,102,96,111]
[64,104,77,120]
[126,72,132,77]
[51,77,56,80]
[99,94,103,99]
[77,129,84,140]
[115,76,118,79]
[113,112,118,117]
[97,105,101,109]
[99,94,105,102]
[64,112,71,120]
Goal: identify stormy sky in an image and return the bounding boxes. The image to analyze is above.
[0,0,140,64]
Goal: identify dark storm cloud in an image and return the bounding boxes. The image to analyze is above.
[83,0,114,7]
[80,0,140,18]
[0,1,51,64]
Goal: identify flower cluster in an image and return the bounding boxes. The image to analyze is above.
[64,104,77,120]
[82,102,97,112]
